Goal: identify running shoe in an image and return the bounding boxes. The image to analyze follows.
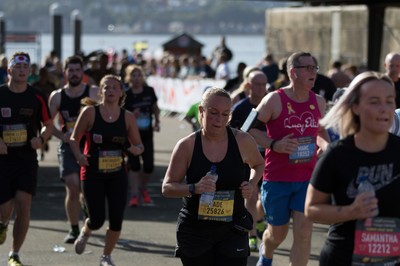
[64,230,79,244]
[140,188,152,203]
[8,254,23,266]
[100,255,116,266]
[74,229,90,255]
[0,222,8,245]
[256,219,267,239]
[128,196,139,207]
[249,236,258,252]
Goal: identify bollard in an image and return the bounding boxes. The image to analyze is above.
[0,12,5,55]
[71,9,82,56]
[50,3,62,60]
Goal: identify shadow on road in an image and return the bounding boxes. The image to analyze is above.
[33,163,180,223]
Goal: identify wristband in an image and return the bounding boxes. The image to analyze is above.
[270,140,277,151]
[39,136,45,144]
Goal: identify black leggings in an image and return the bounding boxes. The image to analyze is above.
[180,248,247,266]
[319,241,352,266]
[82,172,128,231]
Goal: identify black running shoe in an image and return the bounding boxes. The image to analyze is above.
[64,230,79,244]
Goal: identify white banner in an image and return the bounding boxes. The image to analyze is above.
[147,76,226,113]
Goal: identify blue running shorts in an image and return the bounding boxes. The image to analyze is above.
[261,180,309,226]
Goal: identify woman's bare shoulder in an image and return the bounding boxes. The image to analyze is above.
[174,131,197,151]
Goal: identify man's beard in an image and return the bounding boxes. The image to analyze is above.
[69,77,82,87]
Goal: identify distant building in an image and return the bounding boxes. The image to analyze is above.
[162,33,203,57]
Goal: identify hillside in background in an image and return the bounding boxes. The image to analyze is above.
[0,0,293,34]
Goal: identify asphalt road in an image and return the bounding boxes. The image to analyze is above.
[0,115,328,266]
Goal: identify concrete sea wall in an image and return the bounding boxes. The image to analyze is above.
[265,5,400,73]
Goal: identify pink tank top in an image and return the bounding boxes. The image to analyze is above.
[264,88,321,182]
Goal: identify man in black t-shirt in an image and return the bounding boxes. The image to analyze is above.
[0,52,53,266]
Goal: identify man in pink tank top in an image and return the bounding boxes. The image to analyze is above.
[248,52,330,266]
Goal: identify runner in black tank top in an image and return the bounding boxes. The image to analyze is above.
[183,127,247,219]
[48,55,101,244]
[69,74,143,265]
[59,85,90,134]
[162,87,264,266]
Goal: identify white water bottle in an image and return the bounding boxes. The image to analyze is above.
[358,175,379,217]
[199,165,218,207]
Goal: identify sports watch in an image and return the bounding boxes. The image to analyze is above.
[189,183,196,196]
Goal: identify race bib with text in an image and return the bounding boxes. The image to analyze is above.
[2,124,28,147]
[353,217,400,265]
[98,150,123,173]
[198,190,234,222]
[289,136,316,164]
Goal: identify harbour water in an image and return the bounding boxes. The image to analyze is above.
[37,33,267,69]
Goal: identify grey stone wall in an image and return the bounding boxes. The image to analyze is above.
[382,8,400,66]
[266,5,400,74]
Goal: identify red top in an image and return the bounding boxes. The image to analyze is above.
[264,88,321,182]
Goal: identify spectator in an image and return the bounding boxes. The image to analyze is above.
[34,67,56,101]
[33,67,57,161]
[0,54,8,84]
[88,53,116,85]
[273,57,290,90]
[177,55,193,79]
[224,62,247,93]
[183,86,213,132]
[48,58,65,88]
[313,72,337,103]
[44,50,59,69]
[260,54,280,86]
[27,63,39,85]
[215,52,231,81]
[211,35,233,68]
[342,64,358,81]
[198,56,215,79]
[326,60,351,88]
